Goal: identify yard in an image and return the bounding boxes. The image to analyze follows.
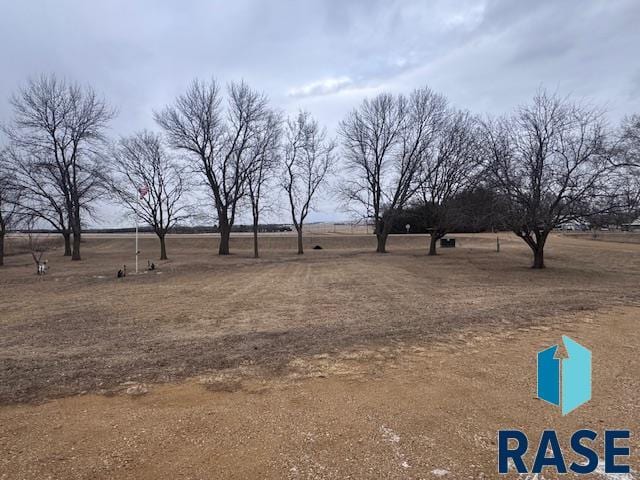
[0,233,638,478]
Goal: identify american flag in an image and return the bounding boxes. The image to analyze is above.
[138,184,149,198]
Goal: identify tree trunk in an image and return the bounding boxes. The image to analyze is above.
[159,234,168,261]
[375,218,391,253]
[71,225,81,261]
[253,220,259,258]
[530,230,549,269]
[219,221,231,255]
[63,231,72,257]
[532,246,545,269]
[376,232,388,253]
[71,201,82,260]
[428,234,438,256]
[297,227,304,255]
[0,231,4,266]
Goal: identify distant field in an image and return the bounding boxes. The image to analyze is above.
[563,230,640,244]
[1,232,639,478]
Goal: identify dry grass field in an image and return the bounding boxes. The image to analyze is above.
[0,232,639,478]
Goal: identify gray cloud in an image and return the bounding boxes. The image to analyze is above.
[288,76,354,98]
[1,0,639,225]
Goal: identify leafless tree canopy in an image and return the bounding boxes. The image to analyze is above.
[155,79,270,255]
[246,110,282,258]
[0,151,23,266]
[2,74,115,260]
[420,109,482,255]
[2,72,639,269]
[4,147,74,254]
[618,114,640,167]
[482,90,613,268]
[109,131,188,260]
[283,111,335,254]
[339,88,447,253]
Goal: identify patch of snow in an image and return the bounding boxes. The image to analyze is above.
[595,460,636,479]
[380,425,411,470]
[431,468,449,476]
[380,425,400,443]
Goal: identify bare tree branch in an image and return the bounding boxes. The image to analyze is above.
[283,111,335,254]
[108,131,190,260]
[420,109,482,254]
[339,87,446,253]
[481,89,613,268]
[2,74,115,260]
[155,79,269,255]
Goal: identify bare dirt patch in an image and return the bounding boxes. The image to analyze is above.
[0,307,637,479]
[1,233,639,404]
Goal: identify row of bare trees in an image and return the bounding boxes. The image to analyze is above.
[0,75,336,264]
[339,88,485,256]
[2,74,640,269]
[341,89,640,268]
[154,79,335,257]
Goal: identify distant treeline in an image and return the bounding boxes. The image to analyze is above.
[389,187,507,234]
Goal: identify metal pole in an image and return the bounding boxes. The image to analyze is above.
[135,195,139,274]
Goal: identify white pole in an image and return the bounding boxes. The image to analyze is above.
[135,194,139,274]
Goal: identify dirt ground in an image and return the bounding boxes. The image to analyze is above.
[0,233,639,478]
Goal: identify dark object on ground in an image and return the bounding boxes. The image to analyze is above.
[313,245,323,250]
[117,265,127,278]
[440,238,456,248]
[148,261,155,271]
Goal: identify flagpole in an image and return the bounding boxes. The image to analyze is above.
[135,193,139,274]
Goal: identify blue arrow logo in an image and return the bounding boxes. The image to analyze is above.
[537,336,591,415]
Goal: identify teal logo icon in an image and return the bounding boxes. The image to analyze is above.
[537,336,591,415]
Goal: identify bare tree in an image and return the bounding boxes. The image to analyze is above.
[595,164,640,227]
[283,111,335,255]
[618,114,640,167]
[3,74,114,260]
[155,79,269,255]
[246,111,281,258]
[339,88,446,253]
[4,147,74,255]
[482,90,613,268]
[420,109,481,255]
[0,151,22,266]
[109,131,188,260]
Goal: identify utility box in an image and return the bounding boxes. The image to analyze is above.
[440,238,456,248]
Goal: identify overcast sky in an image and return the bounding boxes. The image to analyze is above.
[1,0,640,226]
